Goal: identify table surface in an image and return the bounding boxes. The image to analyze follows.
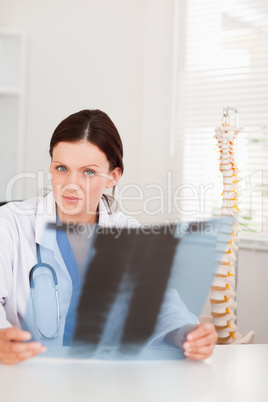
[1,344,267,402]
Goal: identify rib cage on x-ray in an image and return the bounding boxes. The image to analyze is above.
[73,227,179,354]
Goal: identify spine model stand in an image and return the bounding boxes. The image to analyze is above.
[210,108,254,345]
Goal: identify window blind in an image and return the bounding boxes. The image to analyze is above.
[170,0,268,245]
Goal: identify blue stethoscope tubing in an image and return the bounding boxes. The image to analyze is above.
[29,244,61,339]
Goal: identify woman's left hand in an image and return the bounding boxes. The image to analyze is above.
[182,322,218,360]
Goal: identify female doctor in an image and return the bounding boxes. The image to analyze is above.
[0,109,217,364]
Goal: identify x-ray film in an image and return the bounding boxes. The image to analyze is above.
[22,217,234,360]
[71,224,179,358]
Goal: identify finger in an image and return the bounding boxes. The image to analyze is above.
[186,323,216,341]
[0,359,19,365]
[1,346,46,365]
[190,343,216,356]
[0,327,32,342]
[1,347,46,365]
[184,345,214,360]
[183,332,218,351]
[6,341,44,354]
[16,346,47,362]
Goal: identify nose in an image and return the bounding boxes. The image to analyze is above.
[62,171,82,193]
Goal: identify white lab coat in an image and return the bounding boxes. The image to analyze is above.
[0,191,197,348]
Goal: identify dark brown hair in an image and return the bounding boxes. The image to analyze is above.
[49,109,124,213]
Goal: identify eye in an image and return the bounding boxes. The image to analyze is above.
[56,165,67,172]
[84,169,96,177]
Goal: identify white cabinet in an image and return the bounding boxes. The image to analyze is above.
[0,29,26,201]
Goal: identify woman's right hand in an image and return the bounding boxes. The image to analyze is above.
[0,327,46,365]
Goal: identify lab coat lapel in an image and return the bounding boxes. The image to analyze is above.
[35,191,57,251]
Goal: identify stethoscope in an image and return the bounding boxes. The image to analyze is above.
[29,244,61,339]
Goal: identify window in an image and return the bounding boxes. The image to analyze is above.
[170,0,268,246]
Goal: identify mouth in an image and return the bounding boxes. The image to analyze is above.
[62,195,81,203]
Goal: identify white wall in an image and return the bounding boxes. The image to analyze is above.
[236,247,268,344]
[0,0,145,198]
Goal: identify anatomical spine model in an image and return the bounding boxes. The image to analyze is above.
[211,110,254,344]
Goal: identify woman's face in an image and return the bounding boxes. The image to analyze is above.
[49,140,121,223]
